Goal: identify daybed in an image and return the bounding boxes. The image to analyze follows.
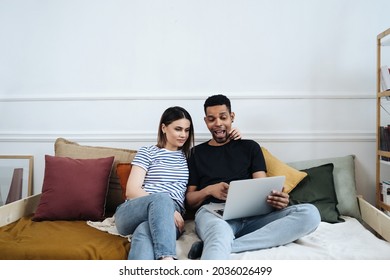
[0,138,389,260]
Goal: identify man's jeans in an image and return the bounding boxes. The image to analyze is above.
[195,203,321,259]
[115,192,182,259]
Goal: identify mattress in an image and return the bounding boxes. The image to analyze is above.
[176,216,390,260]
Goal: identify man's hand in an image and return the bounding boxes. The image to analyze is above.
[209,182,229,201]
[267,189,289,210]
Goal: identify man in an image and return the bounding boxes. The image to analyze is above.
[185,94,320,260]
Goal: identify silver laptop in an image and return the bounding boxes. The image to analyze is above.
[203,176,285,220]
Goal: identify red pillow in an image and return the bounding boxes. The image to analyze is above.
[33,155,114,221]
[116,163,132,199]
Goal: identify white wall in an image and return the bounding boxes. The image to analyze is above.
[0,0,389,206]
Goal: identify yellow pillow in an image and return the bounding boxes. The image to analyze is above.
[261,147,307,193]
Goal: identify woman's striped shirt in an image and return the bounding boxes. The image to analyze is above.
[131,145,188,210]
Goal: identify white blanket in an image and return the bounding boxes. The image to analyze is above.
[88,216,390,260]
[87,216,132,241]
[177,216,390,259]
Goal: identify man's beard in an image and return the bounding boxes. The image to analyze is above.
[212,132,230,144]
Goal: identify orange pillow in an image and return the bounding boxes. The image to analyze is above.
[116,163,132,199]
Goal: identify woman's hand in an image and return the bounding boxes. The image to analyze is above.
[229,128,242,140]
[174,210,185,233]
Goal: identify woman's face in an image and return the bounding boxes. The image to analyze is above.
[162,118,191,151]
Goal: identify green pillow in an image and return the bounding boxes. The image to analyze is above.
[289,163,344,223]
[287,155,360,220]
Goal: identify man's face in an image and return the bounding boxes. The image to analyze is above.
[204,105,235,145]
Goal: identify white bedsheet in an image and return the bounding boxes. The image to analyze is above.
[176,216,390,260]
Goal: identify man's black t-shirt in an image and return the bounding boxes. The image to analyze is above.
[188,139,267,205]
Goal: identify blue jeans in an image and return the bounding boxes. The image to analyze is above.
[115,192,182,260]
[194,203,321,259]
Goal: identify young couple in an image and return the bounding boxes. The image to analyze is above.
[115,94,320,260]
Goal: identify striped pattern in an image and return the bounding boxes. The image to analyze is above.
[132,145,188,209]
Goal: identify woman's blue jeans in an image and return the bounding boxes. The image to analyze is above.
[195,203,321,259]
[115,192,182,260]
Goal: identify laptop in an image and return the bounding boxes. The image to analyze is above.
[203,176,285,220]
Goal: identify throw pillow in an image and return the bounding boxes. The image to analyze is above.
[116,163,132,199]
[54,138,137,215]
[33,155,114,221]
[261,147,307,193]
[287,155,360,220]
[289,163,344,223]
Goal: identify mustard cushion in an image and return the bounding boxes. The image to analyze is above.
[0,216,129,260]
[261,147,307,193]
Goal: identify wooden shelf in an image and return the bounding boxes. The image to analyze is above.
[378,150,390,158]
[378,28,390,40]
[377,200,390,212]
[378,91,390,98]
[376,28,390,215]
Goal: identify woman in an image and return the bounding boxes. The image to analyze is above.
[115,106,240,260]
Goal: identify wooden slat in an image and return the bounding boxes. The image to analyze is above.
[0,194,41,227]
[358,196,390,242]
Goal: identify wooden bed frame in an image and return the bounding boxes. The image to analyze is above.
[0,194,41,228]
[358,195,390,241]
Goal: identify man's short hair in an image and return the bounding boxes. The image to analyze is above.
[204,94,231,114]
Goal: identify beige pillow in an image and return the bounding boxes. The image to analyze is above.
[261,147,307,193]
[54,138,137,215]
